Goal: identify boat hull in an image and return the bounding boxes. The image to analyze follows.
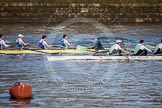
[0,49,91,54]
[46,56,162,61]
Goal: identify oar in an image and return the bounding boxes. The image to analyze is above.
[21,45,59,54]
[145,45,155,51]
[76,45,109,53]
[125,48,134,53]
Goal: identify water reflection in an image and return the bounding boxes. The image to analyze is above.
[10,99,31,108]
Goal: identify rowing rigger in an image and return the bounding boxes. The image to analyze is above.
[46,56,162,61]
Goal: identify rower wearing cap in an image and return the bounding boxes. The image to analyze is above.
[154,40,162,55]
[109,40,129,55]
[0,34,11,50]
[16,34,30,49]
[93,38,104,52]
[134,40,152,56]
[38,35,52,49]
[61,34,72,48]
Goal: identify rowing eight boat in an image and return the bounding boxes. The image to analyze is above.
[46,56,162,61]
[0,45,156,55]
[0,49,92,54]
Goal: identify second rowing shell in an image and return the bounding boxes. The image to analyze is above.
[46,56,162,61]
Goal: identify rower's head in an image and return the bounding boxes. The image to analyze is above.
[93,38,98,43]
[140,40,145,44]
[42,35,47,40]
[0,34,3,39]
[116,40,122,44]
[18,34,24,38]
[63,34,67,39]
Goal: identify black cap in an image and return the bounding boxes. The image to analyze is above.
[140,40,144,43]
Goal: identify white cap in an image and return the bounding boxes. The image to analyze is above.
[94,39,98,41]
[93,39,98,43]
[18,34,24,38]
[116,40,122,43]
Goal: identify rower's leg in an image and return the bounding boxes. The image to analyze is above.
[140,50,147,56]
[154,48,160,55]
[136,50,146,56]
[119,50,122,56]
[110,50,119,55]
[144,50,147,56]
[136,50,142,56]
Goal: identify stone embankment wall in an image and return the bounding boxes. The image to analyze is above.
[0,0,162,23]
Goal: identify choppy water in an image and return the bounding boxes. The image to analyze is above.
[0,22,162,107]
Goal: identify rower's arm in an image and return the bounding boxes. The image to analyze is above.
[65,40,71,46]
[144,46,152,52]
[2,40,10,47]
[37,42,40,48]
[120,48,129,54]
[20,41,29,46]
[118,45,129,54]
[44,42,51,49]
[67,41,71,46]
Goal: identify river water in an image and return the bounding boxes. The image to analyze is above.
[0,21,162,107]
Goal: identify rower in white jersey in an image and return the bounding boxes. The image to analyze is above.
[134,40,152,56]
[154,40,162,55]
[61,34,72,48]
[38,35,52,49]
[16,34,30,49]
[109,40,129,55]
[0,34,11,50]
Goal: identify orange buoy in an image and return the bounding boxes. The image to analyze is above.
[9,82,33,99]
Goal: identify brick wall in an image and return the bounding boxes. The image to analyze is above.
[0,0,162,23]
